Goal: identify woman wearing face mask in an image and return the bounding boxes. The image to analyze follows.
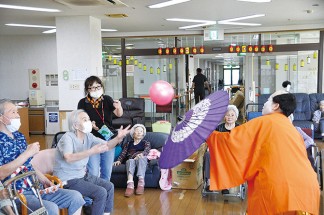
[78,76,123,181]
[53,109,130,215]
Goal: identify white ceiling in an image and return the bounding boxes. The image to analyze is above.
[1,0,324,37]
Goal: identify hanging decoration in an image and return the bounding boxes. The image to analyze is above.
[293,63,297,71]
[307,56,311,64]
[200,37,205,54]
[134,59,138,66]
[192,37,197,54]
[113,59,117,65]
[130,56,134,61]
[165,47,170,55]
[266,59,270,66]
[169,63,173,70]
[185,37,190,54]
[260,45,266,53]
[157,67,161,74]
[172,47,178,55]
[158,47,163,55]
[179,37,184,54]
[284,64,288,71]
[118,60,122,66]
[254,45,259,52]
[138,62,142,69]
[126,59,129,65]
[275,63,279,70]
[163,65,167,72]
[108,55,112,61]
[313,51,318,59]
[248,45,253,52]
[150,66,154,74]
[143,64,147,71]
[229,45,234,53]
[300,59,305,67]
[241,45,247,53]
[235,36,240,53]
[268,34,273,52]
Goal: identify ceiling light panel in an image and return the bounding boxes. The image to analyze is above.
[6,24,56,28]
[148,0,191,9]
[237,0,271,2]
[0,4,60,12]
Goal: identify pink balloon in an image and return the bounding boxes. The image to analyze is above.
[149,80,175,105]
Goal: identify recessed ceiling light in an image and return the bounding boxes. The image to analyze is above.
[237,0,271,2]
[0,4,60,12]
[148,0,191,9]
[101,29,118,32]
[6,23,56,28]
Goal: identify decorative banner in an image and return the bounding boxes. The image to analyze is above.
[172,47,177,55]
[268,44,273,52]
[241,45,247,53]
[248,45,253,52]
[113,59,117,65]
[229,45,234,53]
[157,67,161,74]
[179,47,184,55]
[165,48,170,55]
[134,59,138,66]
[138,62,142,69]
[235,46,241,53]
[150,66,154,74]
[254,45,259,52]
[192,47,197,54]
[260,45,266,53]
[284,64,288,71]
[185,47,190,54]
[199,46,205,54]
[275,63,279,70]
[300,59,305,67]
[158,48,163,55]
[108,55,112,61]
[293,63,297,71]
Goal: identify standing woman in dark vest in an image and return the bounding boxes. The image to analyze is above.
[78,76,123,180]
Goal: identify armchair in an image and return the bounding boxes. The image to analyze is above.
[110,132,168,188]
[111,98,145,129]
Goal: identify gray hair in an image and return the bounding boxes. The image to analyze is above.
[227,105,239,118]
[68,109,86,132]
[319,100,324,106]
[0,99,13,115]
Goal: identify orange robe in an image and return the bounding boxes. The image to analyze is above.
[206,113,320,215]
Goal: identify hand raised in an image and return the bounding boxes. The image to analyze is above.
[113,100,122,109]
[91,144,109,155]
[117,125,131,139]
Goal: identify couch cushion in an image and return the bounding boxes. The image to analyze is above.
[121,132,168,151]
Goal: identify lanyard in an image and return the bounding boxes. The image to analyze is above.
[93,102,105,125]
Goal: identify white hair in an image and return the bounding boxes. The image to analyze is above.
[68,109,86,132]
[227,105,239,118]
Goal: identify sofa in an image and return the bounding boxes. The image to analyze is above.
[111,97,145,129]
[258,93,324,138]
[110,131,168,188]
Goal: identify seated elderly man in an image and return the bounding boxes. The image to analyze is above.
[53,109,130,215]
[0,99,85,215]
[0,182,14,215]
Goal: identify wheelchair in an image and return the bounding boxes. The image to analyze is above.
[3,171,48,215]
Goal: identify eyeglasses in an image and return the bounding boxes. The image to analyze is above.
[88,85,102,91]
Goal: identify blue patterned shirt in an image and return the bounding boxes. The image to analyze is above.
[0,131,34,192]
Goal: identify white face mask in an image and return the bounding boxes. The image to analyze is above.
[81,121,92,133]
[90,89,103,99]
[6,118,21,132]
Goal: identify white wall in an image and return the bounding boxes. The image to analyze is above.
[0,35,58,101]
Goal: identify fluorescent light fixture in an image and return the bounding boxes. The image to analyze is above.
[237,0,271,2]
[0,4,60,12]
[6,23,56,28]
[148,0,191,9]
[219,14,265,23]
[218,21,261,26]
[101,29,118,32]
[166,18,216,29]
[43,29,56,34]
[167,18,215,23]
